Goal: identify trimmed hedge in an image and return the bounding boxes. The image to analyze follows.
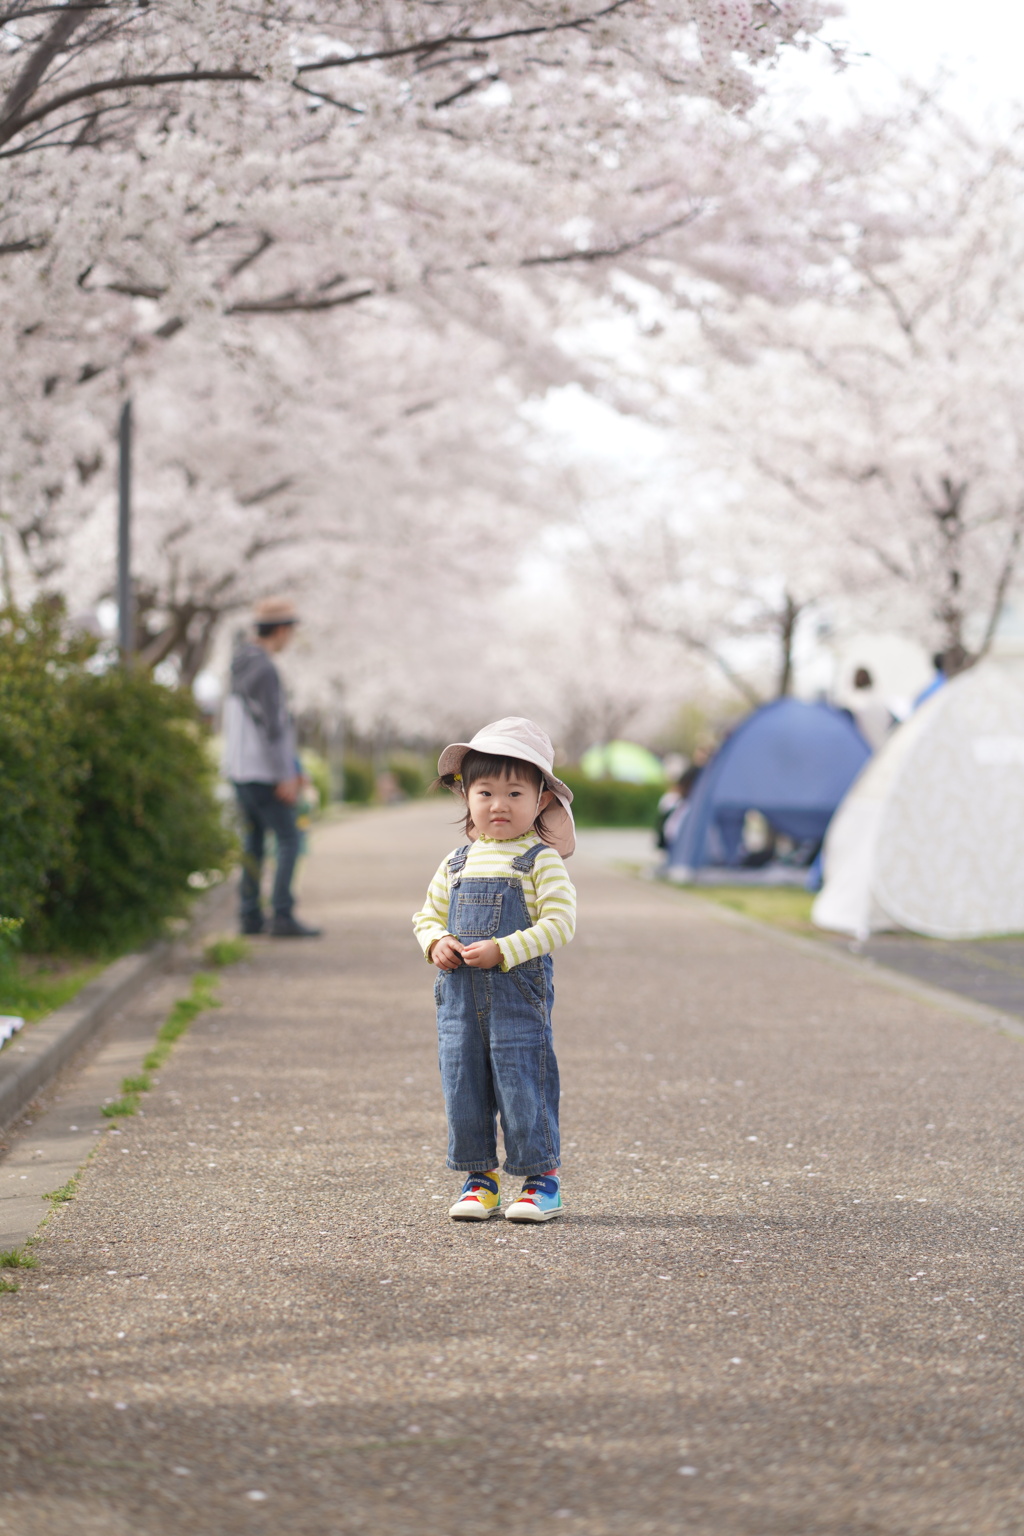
[0,605,84,932]
[341,755,375,803]
[0,604,234,953]
[557,769,663,828]
[41,666,234,951]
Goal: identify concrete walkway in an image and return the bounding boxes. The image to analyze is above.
[2,800,1023,1535]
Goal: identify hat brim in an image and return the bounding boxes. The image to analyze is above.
[438,741,572,805]
[438,741,575,859]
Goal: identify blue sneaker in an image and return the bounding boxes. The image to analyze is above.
[448,1171,501,1220]
[505,1173,562,1223]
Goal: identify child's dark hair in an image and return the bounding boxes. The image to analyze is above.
[437,750,556,845]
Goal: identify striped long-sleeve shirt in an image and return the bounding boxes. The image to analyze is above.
[412,835,576,971]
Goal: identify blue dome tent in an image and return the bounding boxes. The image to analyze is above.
[666,698,871,880]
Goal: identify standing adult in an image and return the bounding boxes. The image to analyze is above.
[223,597,322,938]
[849,666,895,752]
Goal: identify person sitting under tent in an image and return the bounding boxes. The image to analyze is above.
[664,698,871,884]
[656,753,707,850]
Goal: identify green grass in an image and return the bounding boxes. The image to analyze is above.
[687,884,819,936]
[0,1278,19,1294]
[142,972,220,1073]
[0,1247,37,1269]
[100,1070,152,1118]
[43,1176,78,1205]
[202,935,250,967]
[0,955,106,1023]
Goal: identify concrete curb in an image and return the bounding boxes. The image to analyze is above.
[0,878,235,1135]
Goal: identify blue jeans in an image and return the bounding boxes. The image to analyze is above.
[435,843,560,1177]
[233,781,299,921]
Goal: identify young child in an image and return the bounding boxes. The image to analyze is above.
[412,717,576,1223]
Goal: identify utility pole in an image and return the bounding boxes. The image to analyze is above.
[117,398,133,659]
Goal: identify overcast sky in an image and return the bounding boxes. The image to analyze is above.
[771,0,1024,122]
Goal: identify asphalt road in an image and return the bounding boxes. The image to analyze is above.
[2,799,1023,1536]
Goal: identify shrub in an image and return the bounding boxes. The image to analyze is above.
[389,757,428,798]
[300,748,331,810]
[38,667,235,952]
[0,604,83,929]
[341,755,374,803]
[556,769,664,828]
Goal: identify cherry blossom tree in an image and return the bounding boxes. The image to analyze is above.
[689,106,1024,675]
[0,0,848,631]
[525,100,1024,709]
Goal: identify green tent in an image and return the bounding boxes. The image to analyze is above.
[580,741,666,785]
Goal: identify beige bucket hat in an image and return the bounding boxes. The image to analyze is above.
[253,595,298,627]
[438,716,575,858]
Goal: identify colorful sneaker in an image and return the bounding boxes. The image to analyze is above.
[505,1173,562,1223]
[448,1171,501,1221]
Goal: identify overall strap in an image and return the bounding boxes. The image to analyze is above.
[510,841,547,874]
[447,845,471,885]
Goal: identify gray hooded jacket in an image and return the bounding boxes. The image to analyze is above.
[222,641,297,784]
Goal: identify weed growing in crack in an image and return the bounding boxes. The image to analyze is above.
[43,1176,78,1205]
[0,1247,37,1269]
[101,1070,154,1118]
[202,936,250,968]
[142,972,220,1074]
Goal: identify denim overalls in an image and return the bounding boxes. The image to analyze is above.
[436,842,561,1177]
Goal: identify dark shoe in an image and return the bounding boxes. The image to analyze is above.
[269,915,322,938]
[240,916,265,936]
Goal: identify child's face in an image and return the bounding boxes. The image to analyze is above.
[465,771,553,841]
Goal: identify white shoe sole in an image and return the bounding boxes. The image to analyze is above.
[504,1201,562,1223]
[448,1200,502,1220]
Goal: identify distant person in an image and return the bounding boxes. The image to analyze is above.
[412,717,576,1224]
[657,755,706,851]
[850,667,894,751]
[223,597,322,938]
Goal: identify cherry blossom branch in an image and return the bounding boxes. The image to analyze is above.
[585,525,765,706]
[295,2,636,76]
[0,0,639,151]
[291,82,364,115]
[0,235,47,255]
[520,207,707,267]
[0,2,90,133]
[226,284,375,315]
[0,67,261,148]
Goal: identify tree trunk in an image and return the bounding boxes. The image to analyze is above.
[774,592,800,698]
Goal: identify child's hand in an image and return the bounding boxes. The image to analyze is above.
[431,934,465,970]
[461,939,502,970]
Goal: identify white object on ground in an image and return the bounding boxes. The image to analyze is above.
[0,1016,25,1049]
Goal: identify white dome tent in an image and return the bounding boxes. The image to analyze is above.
[812,663,1024,939]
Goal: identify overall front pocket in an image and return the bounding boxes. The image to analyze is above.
[453,892,503,937]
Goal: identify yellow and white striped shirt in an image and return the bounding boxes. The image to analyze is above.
[412,834,576,971]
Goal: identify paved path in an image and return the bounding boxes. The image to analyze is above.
[587,825,1024,1021]
[2,801,1024,1536]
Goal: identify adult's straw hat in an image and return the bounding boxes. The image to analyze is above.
[438,716,575,858]
[253,596,298,626]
